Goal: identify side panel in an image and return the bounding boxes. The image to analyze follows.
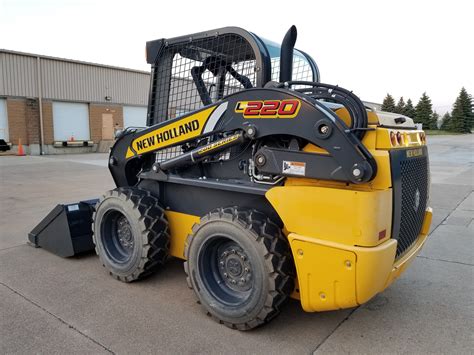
[138,180,282,260]
[288,233,398,312]
[289,236,357,312]
[266,185,392,247]
[165,210,199,259]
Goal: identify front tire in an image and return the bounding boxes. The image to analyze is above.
[93,187,170,282]
[184,207,294,330]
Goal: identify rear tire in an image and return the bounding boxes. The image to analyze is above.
[93,187,170,282]
[184,207,294,330]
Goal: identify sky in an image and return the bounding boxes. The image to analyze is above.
[1,0,473,113]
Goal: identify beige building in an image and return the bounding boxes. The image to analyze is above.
[0,49,150,155]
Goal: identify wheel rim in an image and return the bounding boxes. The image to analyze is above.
[101,210,134,264]
[198,236,254,306]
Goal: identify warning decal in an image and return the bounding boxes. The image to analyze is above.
[282,161,306,176]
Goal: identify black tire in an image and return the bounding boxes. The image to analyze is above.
[93,187,170,282]
[184,207,294,330]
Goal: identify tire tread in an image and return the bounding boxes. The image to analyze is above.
[184,206,294,330]
[92,187,170,282]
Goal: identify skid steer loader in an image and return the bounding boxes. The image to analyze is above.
[29,26,433,330]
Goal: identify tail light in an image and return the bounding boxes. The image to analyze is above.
[396,132,404,146]
[420,132,426,144]
[390,131,398,146]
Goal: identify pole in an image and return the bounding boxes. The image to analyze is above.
[36,56,45,155]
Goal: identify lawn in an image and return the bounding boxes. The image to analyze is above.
[424,129,466,135]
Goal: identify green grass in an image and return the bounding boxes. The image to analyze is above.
[424,129,466,136]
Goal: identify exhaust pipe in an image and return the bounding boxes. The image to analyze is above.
[279,25,297,83]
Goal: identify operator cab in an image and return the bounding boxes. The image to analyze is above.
[145,26,319,126]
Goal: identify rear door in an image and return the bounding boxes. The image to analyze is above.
[52,102,89,141]
[0,98,8,141]
[123,106,147,128]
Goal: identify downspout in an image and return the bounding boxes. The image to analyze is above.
[36,56,45,155]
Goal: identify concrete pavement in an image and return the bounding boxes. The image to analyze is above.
[0,134,472,354]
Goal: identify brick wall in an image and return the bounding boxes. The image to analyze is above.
[6,98,28,145]
[89,104,123,143]
[25,98,40,144]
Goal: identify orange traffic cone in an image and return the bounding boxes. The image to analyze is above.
[17,138,25,156]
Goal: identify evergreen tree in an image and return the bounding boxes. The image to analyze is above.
[469,93,474,129]
[430,111,440,130]
[440,112,451,130]
[394,97,406,114]
[381,94,396,112]
[450,98,465,132]
[403,98,416,118]
[460,88,473,130]
[450,88,472,133]
[415,92,433,128]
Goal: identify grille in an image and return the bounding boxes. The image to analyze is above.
[396,155,429,257]
[149,34,257,125]
[155,146,183,164]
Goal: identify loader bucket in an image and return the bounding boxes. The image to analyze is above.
[28,199,99,257]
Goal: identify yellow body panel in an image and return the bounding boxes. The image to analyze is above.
[289,236,358,311]
[165,211,200,259]
[265,186,393,247]
[287,208,432,312]
[335,107,379,126]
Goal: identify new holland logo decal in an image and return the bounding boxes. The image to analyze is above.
[235,99,301,118]
[126,106,216,158]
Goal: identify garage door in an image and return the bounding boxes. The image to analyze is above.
[53,102,90,141]
[123,106,147,128]
[0,99,8,141]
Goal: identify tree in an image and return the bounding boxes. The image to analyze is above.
[394,97,406,114]
[381,94,396,112]
[469,93,474,129]
[430,111,440,130]
[450,88,473,133]
[403,98,416,119]
[459,88,472,130]
[440,112,451,130]
[469,95,474,129]
[415,92,433,128]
